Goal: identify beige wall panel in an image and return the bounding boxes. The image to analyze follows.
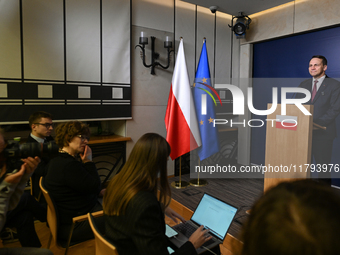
[215,12,233,84]
[23,0,64,81]
[294,0,340,33]
[243,3,294,44]
[102,0,130,84]
[126,105,175,175]
[175,0,196,83]
[237,44,253,165]
[231,34,240,86]
[132,0,174,32]
[0,0,21,79]
[196,6,214,79]
[66,0,100,83]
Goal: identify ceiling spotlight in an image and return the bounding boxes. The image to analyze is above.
[229,12,252,39]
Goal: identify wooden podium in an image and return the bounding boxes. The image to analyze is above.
[264,104,314,192]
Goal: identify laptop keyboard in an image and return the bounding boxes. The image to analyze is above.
[173,223,196,237]
[173,223,215,247]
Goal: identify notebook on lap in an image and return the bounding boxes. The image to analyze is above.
[168,193,238,254]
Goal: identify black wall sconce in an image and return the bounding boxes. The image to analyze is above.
[135,32,174,75]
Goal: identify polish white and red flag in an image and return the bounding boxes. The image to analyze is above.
[165,38,201,160]
[276,115,298,131]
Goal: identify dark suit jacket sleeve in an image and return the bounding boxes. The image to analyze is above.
[26,135,53,177]
[131,194,197,255]
[315,80,340,126]
[26,135,50,197]
[298,78,340,127]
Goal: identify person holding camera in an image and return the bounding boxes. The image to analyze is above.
[27,111,54,202]
[0,128,53,254]
[44,121,104,244]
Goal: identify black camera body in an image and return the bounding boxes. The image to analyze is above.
[2,141,59,177]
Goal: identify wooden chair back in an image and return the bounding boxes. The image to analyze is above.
[88,212,118,255]
[30,177,42,202]
[40,177,102,255]
[39,176,58,248]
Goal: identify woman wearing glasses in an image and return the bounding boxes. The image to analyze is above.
[44,121,104,243]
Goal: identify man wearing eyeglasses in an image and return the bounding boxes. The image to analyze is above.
[27,111,54,202]
[28,111,54,144]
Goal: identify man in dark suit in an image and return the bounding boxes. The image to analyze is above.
[27,111,54,201]
[297,55,340,185]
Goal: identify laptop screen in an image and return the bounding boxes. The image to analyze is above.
[191,193,238,240]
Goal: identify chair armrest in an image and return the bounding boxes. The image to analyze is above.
[91,210,104,218]
[72,210,103,223]
[72,214,88,223]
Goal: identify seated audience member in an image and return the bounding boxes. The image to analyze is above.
[103,133,211,255]
[27,111,54,202]
[0,128,53,254]
[44,121,104,243]
[5,192,47,248]
[240,179,340,255]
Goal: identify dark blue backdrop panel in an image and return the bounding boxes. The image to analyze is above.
[252,26,340,185]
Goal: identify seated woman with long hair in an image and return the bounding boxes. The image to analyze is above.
[44,121,104,243]
[103,133,211,255]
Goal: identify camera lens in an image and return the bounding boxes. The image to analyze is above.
[19,142,59,158]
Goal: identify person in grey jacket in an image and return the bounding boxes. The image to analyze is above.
[0,128,53,255]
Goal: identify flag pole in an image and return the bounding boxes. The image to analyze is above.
[190,37,217,186]
[171,156,190,189]
[166,37,199,189]
[190,157,208,187]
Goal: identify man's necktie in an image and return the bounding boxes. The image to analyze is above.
[311,80,318,102]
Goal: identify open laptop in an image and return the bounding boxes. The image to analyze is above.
[168,193,238,254]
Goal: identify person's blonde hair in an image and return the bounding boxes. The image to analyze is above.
[103,133,171,216]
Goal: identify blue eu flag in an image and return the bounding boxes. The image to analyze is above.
[193,39,220,160]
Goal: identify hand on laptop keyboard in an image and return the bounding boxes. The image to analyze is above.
[188,225,212,249]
